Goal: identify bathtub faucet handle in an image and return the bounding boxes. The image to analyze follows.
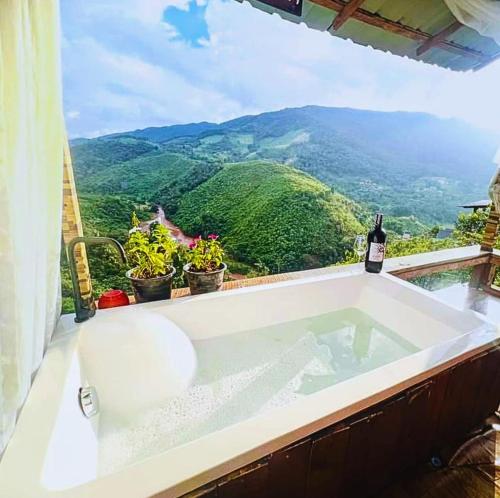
[78,386,99,418]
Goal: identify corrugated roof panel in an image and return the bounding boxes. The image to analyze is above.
[362,0,386,12]
[335,18,418,56]
[425,46,457,67]
[371,0,406,22]
[415,7,455,34]
[239,0,500,71]
[360,0,455,41]
[451,28,500,57]
[302,3,334,31]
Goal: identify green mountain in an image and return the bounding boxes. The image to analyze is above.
[100,105,498,224]
[172,161,363,272]
[69,105,500,263]
[84,106,500,225]
[71,136,160,178]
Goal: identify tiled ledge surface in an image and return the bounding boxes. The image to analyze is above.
[170,245,491,299]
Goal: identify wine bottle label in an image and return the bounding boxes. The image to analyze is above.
[368,242,385,262]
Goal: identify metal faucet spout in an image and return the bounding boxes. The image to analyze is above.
[66,236,128,323]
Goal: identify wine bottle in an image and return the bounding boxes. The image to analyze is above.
[365,213,387,273]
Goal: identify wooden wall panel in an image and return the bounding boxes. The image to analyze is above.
[268,439,311,498]
[364,395,406,491]
[475,347,500,419]
[456,352,488,435]
[306,425,349,498]
[399,382,434,470]
[436,349,499,448]
[217,461,270,498]
[339,413,376,498]
[436,360,474,447]
[422,371,450,457]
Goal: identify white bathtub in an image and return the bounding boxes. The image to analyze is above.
[0,270,498,498]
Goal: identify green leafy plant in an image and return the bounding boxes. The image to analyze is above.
[247,261,270,278]
[125,212,178,279]
[186,234,224,272]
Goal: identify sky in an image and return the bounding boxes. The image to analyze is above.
[61,0,500,138]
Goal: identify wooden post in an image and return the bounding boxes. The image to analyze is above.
[62,139,92,300]
[470,201,499,290]
[480,204,499,252]
[329,0,365,31]
[416,21,462,56]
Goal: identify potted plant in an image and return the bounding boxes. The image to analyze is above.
[125,213,178,303]
[183,234,226,295]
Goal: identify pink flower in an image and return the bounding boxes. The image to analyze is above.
[208,234,219,240]
[188,241,197,249]
[195,235,202,241]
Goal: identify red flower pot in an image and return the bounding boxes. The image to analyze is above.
[98,289,130,309]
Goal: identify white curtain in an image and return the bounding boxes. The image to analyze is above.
[0,0,65,454]
[444,0,500,43]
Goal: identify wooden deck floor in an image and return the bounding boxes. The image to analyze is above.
[377,415,500,498]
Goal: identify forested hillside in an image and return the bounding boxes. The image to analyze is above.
[60,194,150,312]
[75,147,223,214]
[173,161,363,272]
[87,106,499,225]
[71,136,159,178]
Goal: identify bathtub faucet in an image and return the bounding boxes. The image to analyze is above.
[67,236,128,323]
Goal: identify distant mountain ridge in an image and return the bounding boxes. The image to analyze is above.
[106,106,499,180]
[106,121,219,143]
[72,105,500,225]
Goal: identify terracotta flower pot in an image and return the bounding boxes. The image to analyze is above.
[126,267,176,303]
[183,263,226,295]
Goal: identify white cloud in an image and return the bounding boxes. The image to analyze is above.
[83,0,191,24]
[61,0,500,138]
[62,34,244,136]
[66,110,80,119]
